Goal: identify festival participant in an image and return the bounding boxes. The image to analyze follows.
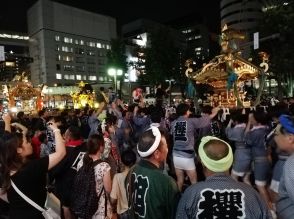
[245,111,273,214]
[274,115,294,218]
[176,136,271,219]
[126,127,180,219]
[0,114,65,218]
[171,103,220,191]
[50,126,86,219]
[110,149,137,219]
[225,111,251,185]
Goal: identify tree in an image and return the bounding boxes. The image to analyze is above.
[257,2,294,97]
[106,38,128,97]
[106,38,128,76]
[141,27,181,85]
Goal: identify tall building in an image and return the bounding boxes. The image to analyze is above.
[166,13,218,66]
[122,19,185,83]
[220,0,263,57]
[0,32,33,82]
[220,0,263,32]
[27,0,117,86]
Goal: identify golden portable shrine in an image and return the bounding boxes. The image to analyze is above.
[71,81,99,109]
[185,24,269,108]
[1,72,43,114]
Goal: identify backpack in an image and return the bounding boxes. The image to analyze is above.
[71,155,105,219]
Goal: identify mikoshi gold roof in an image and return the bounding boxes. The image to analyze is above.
[9,82,41,100]
[191,55,261,88]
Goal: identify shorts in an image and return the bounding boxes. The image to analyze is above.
[253,156,271,186]
[173,156,196,170]
[232,148,251,177]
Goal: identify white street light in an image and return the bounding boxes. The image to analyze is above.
[108,68,123,93]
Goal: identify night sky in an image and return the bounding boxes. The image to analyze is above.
[0,0,220,33]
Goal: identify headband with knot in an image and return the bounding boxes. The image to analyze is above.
[137,126,161,157]
[198,136,233,172]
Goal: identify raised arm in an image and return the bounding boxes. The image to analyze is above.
[11,122,28,135]
[48,121,66,170]
[2,114,11,133]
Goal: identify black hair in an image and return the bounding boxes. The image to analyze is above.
[150,109,162,123]
[0,132,23,191]
[38,109,46,117]
[176,103,190,116]
[231,111,247,124]
[87,134,104,155]
[253,110,269,125]
[38,132,47,143]
[67,126,81,140]
[121,150,136,167]
[17,111,25,119]
[201,105,212,114]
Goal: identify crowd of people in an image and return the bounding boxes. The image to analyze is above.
[0,95,294,219]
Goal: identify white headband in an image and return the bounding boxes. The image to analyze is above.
[137,126,161,157]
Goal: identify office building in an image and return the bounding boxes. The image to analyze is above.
[27,0,117,86]
[0,32,32,82]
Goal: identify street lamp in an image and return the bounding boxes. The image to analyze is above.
[108,68,123,93]
[165,79,175,105]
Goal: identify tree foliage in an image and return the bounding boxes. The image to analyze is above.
[257,2,294,97]
[106,38,128,73]
[141,27,181,85]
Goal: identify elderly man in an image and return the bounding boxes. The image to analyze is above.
[176,136,271,219]
[126,126,180,219]
[274,115,294,218]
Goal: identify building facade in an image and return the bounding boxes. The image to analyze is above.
[220,0,263,32]
[27,0,117,86]
[0,32,32,82]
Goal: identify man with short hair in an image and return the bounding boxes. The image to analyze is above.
[127,126,180,219]
[274,115,294,218]
[176,136,271,219]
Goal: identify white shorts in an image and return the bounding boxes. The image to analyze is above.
[173,156,196,170]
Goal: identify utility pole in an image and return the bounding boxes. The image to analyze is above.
[240,33,280,49]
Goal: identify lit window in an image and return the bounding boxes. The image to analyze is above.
[69,75,75,80]
[82,75,87,80]
[195,47,202,51]
[76,75,81,80]
[64,74,69,80]
[89,76,97,81]
[87,42,96,47]
[102,44,106,48]
[106,45,111,50]
[75,39,79,44]
[56,73,62,79]
[63,56,73,62]
[64,37,73,43]
[55,36,60,41]
[56,55,61,61]
[5,62,15,67]
[97,43,102,48]
[80,40,84,45]
[99,76,104,81]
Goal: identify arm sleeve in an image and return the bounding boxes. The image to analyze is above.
[191,115,211,129]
